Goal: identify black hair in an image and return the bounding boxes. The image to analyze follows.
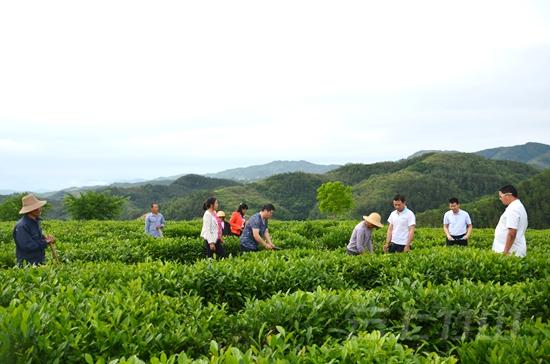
[499,185,518,198]
[203,197,218,210]
[449,197,459,204]
[393,194,406,203]
[261,203,276,212]
[151,202,160,209]
[237,203,248,216]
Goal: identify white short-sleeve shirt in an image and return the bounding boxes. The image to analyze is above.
[443,210,472,236]
[492,199,528,257]
[388,208,416,245]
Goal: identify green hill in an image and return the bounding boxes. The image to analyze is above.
[18,152,543,222]
[161,153,539,221]
[205,160,340,181]
[350,152,538,220]
[417,168,550,229]
[476,142,550,169]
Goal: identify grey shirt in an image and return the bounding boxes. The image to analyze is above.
[347,221,373,254]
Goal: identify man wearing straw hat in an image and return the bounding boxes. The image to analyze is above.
[346,212,384,255]
[12,194,56,266]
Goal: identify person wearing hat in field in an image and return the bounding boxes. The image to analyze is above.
[346,212,384,255]
[12,194,56,266]
[217,211,231,236]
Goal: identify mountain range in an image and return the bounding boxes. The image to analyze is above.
[409,142,550,169]
[1,142,549,227]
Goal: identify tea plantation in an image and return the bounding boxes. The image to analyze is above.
[0,220,548,363]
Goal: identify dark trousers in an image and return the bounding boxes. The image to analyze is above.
[204,239,226,258]
[446,234,468,246]
[388,242,407,253]
[240,245,258,253]
[346,249,360,256]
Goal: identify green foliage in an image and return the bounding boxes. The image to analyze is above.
[64,191,127,220]
[316,181,354,217]
[418,168,550,228]
[0,220,547,362]
[0,193,27,221]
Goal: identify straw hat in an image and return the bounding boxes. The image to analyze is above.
[217,211,226,218]
[19,194,47,214]
[363,212,383,228]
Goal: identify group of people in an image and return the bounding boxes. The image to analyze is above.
[11,184,529,266]
[198,198,276,258]
[346,184,528,257]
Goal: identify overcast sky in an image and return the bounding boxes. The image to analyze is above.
[1,1,549,192]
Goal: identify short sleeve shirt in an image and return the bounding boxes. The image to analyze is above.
[492,199,528,257]
[240,213,268,250]
[387,208,416,245]
[443,210,472,236]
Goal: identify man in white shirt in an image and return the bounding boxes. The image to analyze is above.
[384,194,416,253]
[443,197,473,246]
[492,185,528,257]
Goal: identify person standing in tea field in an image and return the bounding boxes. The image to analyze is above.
[346,212,384,255]
[217,211,232,236]
[492,185,528,257]
[13,194,56,266]
[443,197,473,246]
[240,204,276,252]
[145,203,166,238]
[229,203,248,236]
[201,197,226,258]
[384,194,416,253]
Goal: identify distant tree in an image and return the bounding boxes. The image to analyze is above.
[64,191,127,220]
[0,193,27,221]
[316,181,354,218]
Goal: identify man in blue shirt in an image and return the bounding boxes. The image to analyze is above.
[145,203,166,238]
[240,204,276,252]
[13,194,56,266]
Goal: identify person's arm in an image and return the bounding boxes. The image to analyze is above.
[204,214,217,251]
[503,209,520,255]
[465,224,473,240]
[159,215,166,229]
[14,225,48,252]
[384,223,393,252]
[443,224,453,240]
[404,225,415,252]
[252,228,274,250]
[229,213,238,229]
[366,234,373,254]
[356,228,367,254]
[503,228,518,255]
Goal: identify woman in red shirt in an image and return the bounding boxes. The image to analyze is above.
[229,203,248,236]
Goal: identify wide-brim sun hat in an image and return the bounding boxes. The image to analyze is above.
[217,211,226,218]
[363,212,383,228]
[19,194,47,214]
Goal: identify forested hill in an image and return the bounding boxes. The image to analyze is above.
[119,152,539,224]
[2,152,547,227]
[417,168,550,229]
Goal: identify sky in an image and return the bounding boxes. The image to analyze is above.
[1,0,549,192]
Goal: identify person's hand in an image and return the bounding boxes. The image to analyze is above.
[464,235,470,240]
[266,243,275,250]
[503,250,510,256]
[383,243,389,253]
[209,243,216,252]
[446,235,453,241]
[46,235,56,244]
[404,245,411,253]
